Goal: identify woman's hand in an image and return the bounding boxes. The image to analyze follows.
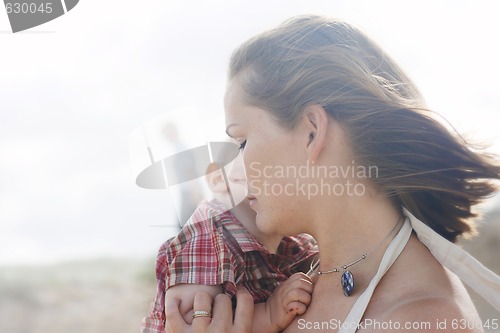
[165,288,254,333]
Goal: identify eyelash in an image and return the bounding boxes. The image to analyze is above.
[238,140,247,150]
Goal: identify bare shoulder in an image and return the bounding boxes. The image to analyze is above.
[380,296,483,333]
[368,236,483,332]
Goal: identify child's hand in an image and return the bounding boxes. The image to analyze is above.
[265,272,314,332]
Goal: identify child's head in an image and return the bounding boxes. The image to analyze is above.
[204,146,284,251]
[205,151,247,210]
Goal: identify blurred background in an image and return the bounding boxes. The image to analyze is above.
[0,1,499,332]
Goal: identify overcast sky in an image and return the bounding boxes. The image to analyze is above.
[1,0,499,265]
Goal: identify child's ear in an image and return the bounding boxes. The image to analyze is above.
[205,164,229,193]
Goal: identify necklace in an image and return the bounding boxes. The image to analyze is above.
[308,217,403,297]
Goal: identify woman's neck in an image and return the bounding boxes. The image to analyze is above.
[310,191,403,278]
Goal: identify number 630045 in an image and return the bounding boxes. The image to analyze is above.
[5,2,53,14]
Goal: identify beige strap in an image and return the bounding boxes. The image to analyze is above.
[339,219,412,333]
[339,209,500,333]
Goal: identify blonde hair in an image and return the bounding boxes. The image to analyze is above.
[228,15,500,242]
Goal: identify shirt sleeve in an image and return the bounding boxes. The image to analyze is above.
[278,233,318,274]
[164,209,238,294]
[140,238,174,333]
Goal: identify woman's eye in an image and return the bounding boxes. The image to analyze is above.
[239,140,247,150]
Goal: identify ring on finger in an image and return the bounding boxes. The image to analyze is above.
[192,310,211,318]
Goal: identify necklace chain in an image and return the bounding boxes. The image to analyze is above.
[308,217,403,276]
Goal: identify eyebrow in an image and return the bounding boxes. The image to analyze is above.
[225,124,238,138]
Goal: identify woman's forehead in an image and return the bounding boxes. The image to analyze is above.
[224,79,247,123]
[224,78,245,108]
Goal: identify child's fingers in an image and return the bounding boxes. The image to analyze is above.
[287,301,307,316]
[308,270,319,284]
[288,272,313,283]
[281,276,314,295]
[284,288,312,308]
[297,277,314,294]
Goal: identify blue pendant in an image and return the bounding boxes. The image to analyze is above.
[341,270,354,296]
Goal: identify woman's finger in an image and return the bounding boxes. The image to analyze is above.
[233,288,254,333]
[210,293,232,330]
[191,291,213,331]
[165,297,188,333]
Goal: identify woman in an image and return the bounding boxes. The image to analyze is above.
[166,15,500,332]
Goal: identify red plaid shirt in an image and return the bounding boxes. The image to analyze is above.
[141,200,318,333]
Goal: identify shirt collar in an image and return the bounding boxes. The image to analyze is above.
[206,199,268,253]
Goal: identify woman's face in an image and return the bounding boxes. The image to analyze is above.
[224,78,312,236]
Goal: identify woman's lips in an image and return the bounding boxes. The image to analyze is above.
[246,195,257,206]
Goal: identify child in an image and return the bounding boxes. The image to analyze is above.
[141,152,318,333]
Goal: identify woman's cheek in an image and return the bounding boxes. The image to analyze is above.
[245,160,260,185]
[242,148,256,178]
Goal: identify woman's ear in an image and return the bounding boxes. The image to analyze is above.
[304,104,328,164]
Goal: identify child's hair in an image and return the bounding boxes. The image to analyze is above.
[228,15,500,242]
